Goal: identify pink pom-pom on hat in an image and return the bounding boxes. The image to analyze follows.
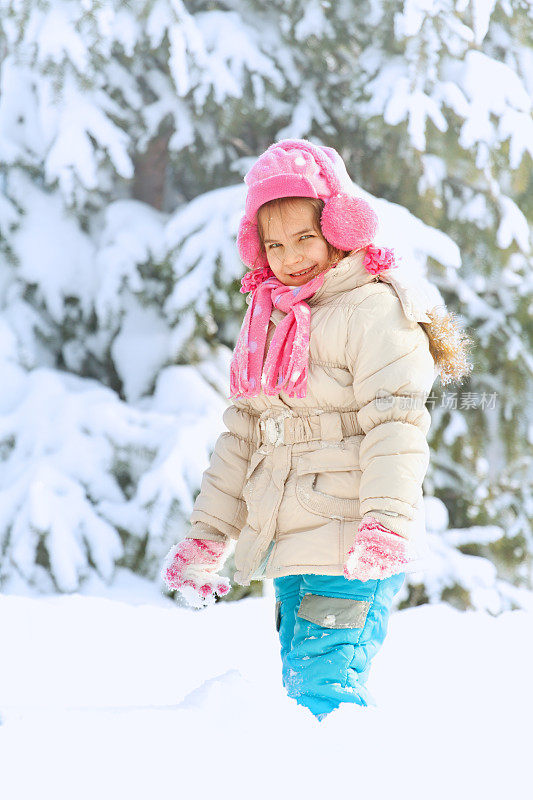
[237,138,379,279]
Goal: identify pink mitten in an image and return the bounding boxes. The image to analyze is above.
[343,517,409,581]
[161,538,231,608]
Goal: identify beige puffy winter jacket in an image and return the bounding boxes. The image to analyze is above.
[186,249,437,586]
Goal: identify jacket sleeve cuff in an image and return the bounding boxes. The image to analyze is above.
[189,509,242,540]
[360,511,411,539]
[185,522,230,543]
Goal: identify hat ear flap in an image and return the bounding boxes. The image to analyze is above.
[321,194,378,252]
[237,216,269,270]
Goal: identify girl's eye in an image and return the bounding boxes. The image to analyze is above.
[268,235,313,250]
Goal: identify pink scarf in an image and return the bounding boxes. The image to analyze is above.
[230,267,334,399]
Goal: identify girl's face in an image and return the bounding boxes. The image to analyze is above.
[258,200,333,286]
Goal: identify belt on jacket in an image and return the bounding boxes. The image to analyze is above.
[221,405,365,448]
[257,410,364,447]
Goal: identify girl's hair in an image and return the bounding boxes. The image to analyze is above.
[420,309,474,386]
[256,196,473,387]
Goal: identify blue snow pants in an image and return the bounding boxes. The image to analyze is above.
[273,572,405,721]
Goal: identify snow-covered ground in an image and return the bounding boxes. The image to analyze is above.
[1,571,531,800]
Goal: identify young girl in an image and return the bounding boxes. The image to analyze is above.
[161,138,472,721]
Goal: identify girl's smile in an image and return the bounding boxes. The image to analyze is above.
[289,263,317,278]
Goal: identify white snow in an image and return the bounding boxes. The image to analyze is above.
[8,172,96,322]
[497,195,531,253]
[0,573,531,800]
[443,409,468,445]
[470,0,498,44]
[110,293,172,401]
[164,183,245,315]
[456,50,533,173]
[294,0,334,41]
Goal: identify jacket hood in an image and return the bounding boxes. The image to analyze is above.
[309,248,376,305]
[310,248,433,324]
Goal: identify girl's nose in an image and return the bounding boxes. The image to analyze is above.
[282,245,304,267]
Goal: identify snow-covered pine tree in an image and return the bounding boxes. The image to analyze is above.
[0,0,531,611]
[348,0,533,609]
[238,0,533,610]
[0,0,258,592]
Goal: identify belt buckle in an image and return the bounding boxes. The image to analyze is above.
[260,417,285,446]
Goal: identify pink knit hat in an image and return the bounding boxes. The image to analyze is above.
[237,138,378,271]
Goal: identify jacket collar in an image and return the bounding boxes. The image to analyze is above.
[309,247,433,322]
[308,247,377,305]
